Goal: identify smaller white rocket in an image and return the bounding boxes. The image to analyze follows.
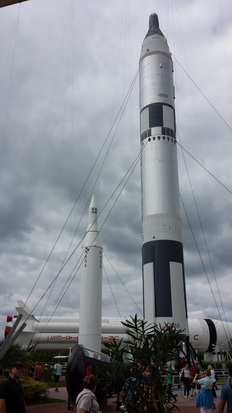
[78,195,103,352]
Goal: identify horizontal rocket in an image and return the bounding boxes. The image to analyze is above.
[5,301,232,353]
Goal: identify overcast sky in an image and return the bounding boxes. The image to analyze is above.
[0,0,232,341]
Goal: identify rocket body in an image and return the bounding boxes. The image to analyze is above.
[78,196,103,351]
[7,302,232,353]
[140,14,187,331]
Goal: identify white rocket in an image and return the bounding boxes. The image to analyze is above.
[139,13,187,331]
[78,195,103,352]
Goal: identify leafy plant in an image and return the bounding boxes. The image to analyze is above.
[95,339,130,399]
[21,376,48,400]
[101,315,185,413]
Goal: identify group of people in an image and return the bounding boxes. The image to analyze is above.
[179,361,201,398]
[2,359,232,413]
[0,360,99,413]
[178,361,232,413]
[75,367,232,413]
[29,360,62,389]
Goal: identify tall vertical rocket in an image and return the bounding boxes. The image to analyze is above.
[139,13,188,332]
[79,195,103,352]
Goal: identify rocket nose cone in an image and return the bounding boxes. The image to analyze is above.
[149,13,159,29]
[145,12,164,38]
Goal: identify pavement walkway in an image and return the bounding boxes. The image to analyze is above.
[27,387,219,413]
[27,387,68,412]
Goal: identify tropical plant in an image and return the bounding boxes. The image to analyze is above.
[101,315,186,413]
[95,339,129,399]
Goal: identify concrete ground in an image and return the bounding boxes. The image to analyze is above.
[27,387,69,412]
[27,387,219,413]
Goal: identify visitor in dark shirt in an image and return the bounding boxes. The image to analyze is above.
[0,361,28,413]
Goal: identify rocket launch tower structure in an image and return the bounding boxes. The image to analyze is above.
[140,14,188,332]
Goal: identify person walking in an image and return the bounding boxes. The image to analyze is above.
[216,365,232,412]
[193,368,215,413]
[53,360,62,392]
[0,361,28,413]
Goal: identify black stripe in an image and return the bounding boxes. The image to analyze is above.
[149,102,163,127]
[140,103,176,142]
[142,240,187,318]
[140,127,176,142]
[204,319,217,352]
[141,102,175,126]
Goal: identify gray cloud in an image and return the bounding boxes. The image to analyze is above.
[0,0,232,341]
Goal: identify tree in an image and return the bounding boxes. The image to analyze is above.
[0,343,29,369]
[102,315,186,413]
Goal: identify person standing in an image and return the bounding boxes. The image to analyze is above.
[33,361,42,381]
[190,363,201,399]
[28,366,34,378]
[216,365,232,413]
[75,375,100,413]
[180,362,191,398]
[166,366,176,402]
[208,365,217,398]
[142,364,152,396]
[122,375,140,410]
[0,361,28,413]
[193,368,215,413]
[53,360,62,392]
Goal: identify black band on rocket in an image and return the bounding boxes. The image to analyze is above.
[142,240,187,318]
[204,319,217,352]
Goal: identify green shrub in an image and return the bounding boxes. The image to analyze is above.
[21,377,48,400]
